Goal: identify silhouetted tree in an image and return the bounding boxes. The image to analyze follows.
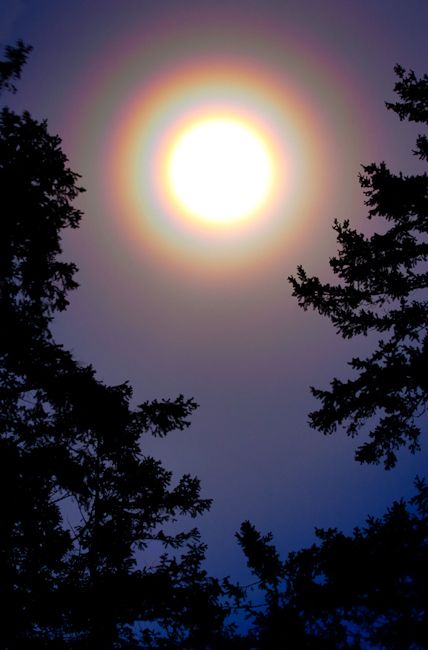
[237,479,428,649]
[0,43,234,649]
[0,40,32,94]
[233,68,428,649]
[289,66,428,468]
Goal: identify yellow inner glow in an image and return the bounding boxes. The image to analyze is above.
[166,117,274,224]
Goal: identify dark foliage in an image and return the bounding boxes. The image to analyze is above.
[5,39,428,650]
[0,42,235,648]
[232,67,428,650]
[0,40,32,94]
[237,479,428,649]
[236,522,284,591]
[289,65,428,468]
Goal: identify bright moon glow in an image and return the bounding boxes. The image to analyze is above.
[166,117,274,224]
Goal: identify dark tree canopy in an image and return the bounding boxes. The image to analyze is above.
[0,40,32,94]
[236,478,428,649]
[231,67,428,650]
[4,39,428,649]
[289,65,428,468]
[0,43,236,649]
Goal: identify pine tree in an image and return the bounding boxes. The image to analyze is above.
[0,42,231,648]
[237,479,428,649]
[289,66,428,468]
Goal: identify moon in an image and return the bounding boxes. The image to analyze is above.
[165,116,275,225]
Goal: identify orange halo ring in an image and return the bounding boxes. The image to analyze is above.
[105,60,329,270]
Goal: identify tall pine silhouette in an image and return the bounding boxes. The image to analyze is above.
[0,42,234,649]
[290,66,428,468]
[234,68,428,649]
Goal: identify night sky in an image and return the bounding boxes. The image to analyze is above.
[2,0,428,583]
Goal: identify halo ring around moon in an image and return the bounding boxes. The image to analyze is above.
[102,59,333,271]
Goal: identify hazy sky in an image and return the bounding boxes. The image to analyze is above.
[2,0,428,581]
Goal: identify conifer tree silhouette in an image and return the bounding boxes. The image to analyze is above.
[289,66,428,468]
[236,479,428,649]
[235,68,428,649]
[0,42,234,649]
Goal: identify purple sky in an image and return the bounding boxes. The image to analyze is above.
[2,0,428,582]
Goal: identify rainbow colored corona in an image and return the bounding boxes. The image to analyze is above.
[66,8,366,277]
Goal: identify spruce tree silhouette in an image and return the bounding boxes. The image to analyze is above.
[0,42,234,649]
[236,479,428,649]
[234,68,428,649]
[0,40,32,94]
[289,66,428,468]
